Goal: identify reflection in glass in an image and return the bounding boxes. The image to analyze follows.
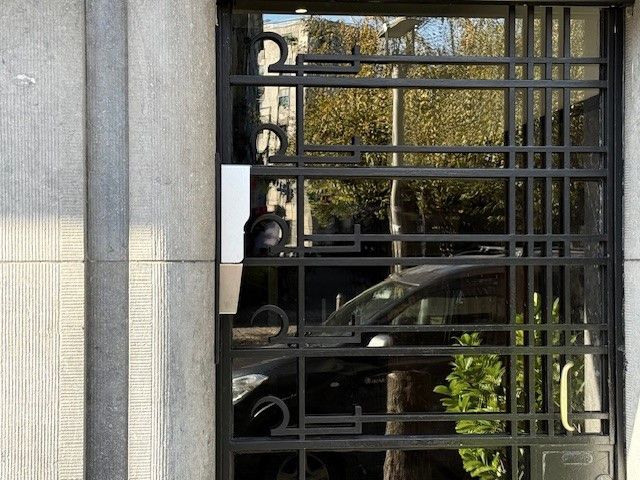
[304,179,507,235]
[570,90,602,147]
[303,88,506,148]
[245,177,307,256]
[231,266,298,347]
[227,5,613,480]
[323,267,508,327]
[234,449,515,480]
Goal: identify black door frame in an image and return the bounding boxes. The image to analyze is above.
[214,2,627,478]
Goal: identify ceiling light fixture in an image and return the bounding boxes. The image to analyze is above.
[295,8,308,14]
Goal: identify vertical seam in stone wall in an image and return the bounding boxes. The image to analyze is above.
[85,0,130,477]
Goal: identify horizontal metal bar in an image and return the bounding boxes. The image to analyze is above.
[231,75,607,89]
[238,1,630,16]
[228,434,613,453]
[230,345,607,358]
[298,54,607,66]
[242,256,609,267]
[303,144,607,154]
[304,233,607,242]
[303,324,609,333]
[306,412,609,424]
[236,1,632,15]
[251,166,607,178]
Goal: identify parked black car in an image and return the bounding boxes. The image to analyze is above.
[232,256,519,480]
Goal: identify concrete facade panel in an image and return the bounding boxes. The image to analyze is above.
[625,6,640,473]
[0,0,86,262]
[0,263,85,479]
[127,0,216,262]
[128,261,215,480]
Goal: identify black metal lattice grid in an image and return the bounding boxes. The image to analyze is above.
[215,3,626,479]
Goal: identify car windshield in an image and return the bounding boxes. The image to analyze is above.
[324,269,508,327]
[325,280,417,326]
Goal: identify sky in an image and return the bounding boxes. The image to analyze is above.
[264,14,358,24]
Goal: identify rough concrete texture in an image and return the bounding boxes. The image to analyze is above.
[625,7,640,474]
[624,263,640,474]
[0,264,85,479]
[0,1,86,479]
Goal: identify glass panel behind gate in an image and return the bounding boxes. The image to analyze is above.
[219,3,616,480]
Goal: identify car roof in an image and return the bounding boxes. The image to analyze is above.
[389,245,586,287]
[388,258,503,287]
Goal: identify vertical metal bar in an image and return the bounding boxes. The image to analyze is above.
[295,52,307,480]
[507,7,519,478]
[562,5,571,344]
[561,6,572,440]
[525,5,537,438]
[217,5,233,479]
[544,6,556,439]
[610,7,627,479]
[298,448,306,480]
[605,5,620,458]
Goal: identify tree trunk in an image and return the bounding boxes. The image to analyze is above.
[383,371,434,480]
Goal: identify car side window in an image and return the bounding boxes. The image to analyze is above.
[391,271,507,325]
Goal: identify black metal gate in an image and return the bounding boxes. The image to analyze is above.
[216,3,625,479]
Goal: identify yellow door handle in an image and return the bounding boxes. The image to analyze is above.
[560,361,576,432]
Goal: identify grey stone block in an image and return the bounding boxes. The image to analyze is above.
[0,0,86,262]
[0,262,85,479]
[625,8,640,261]
[127,0,216,262]
[625,260,640,472]
[128,261,215,479]
[86,261,128,480]
[86,0,128,262]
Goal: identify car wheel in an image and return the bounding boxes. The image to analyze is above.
[268,453,341,480]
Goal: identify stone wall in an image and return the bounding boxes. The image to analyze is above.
[625,5,640,475]
[1,0,217,478]
[1,2,86,478]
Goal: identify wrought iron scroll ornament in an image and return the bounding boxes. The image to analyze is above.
[250,32,365,166]
[250,31,362,75]
[252,123,362,165]
[250,123,288,164]
[251,395,363,437]
[249,213,292,256]
[250,305,293,344]
[250,304,361,346]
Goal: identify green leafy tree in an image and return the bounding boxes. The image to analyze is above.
[303,17,509,243]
